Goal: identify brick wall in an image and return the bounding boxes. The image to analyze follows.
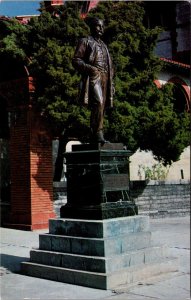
[6,106,55,230]
[8,106,31,227]
[29,109,55,229]
[0,77,56,230]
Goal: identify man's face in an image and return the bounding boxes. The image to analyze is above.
[92,20,104,38]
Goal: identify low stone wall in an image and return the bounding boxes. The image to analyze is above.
[130,180,190,218]
[1,180,189,225]
[53,180,190,219]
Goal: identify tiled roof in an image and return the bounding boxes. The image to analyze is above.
[160,57,190,69]
[0,16,11,21]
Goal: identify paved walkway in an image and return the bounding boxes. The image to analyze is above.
[0,216,190,300]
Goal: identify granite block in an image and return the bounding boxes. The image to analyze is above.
[22,215,178,290]
[49,216,149,238]
[22,257,178,290]
[106,258,178,289]
[61,146,137,218]
[30,250,106,273]
[104,231,152,255]
[30,245,167,274]
[49,218,104,238]
[21,262,108,289]
[39,234,105,256]
[60,201,138,220]
[39,231,151,256]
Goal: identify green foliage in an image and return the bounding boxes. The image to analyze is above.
[138,163,170,180]
[134,82,190,165]
[0,2,90,140]
[0,1,189,164]
[25,3,90,139]
[89,2,162,150]
[89,1,189,164]
[0,18,28,62]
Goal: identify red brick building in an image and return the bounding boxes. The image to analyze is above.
[0,58,56,230]
[0,1,64,230]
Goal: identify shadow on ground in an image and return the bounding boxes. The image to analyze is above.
[1,253,29,273]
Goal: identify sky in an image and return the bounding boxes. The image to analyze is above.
[0,1,41,17]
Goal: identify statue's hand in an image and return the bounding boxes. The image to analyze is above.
[87,65,99,76]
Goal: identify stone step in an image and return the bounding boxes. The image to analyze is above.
[136,202,190,209]
[139,208,190,216]
[135,195,189,200]
[49,216,149,238]
[21,257,178,290]
[39,231,152,256]
[30,246,169,273]
[135,199,190,204]
[137,198,190,205]
[137,206,190,213]
[137,201,190,207]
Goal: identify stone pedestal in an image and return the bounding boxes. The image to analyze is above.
[21,215,177,290]
[21,144,177,288]
[60,143,138,219]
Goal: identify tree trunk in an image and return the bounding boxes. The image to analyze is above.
[53,133,68,181]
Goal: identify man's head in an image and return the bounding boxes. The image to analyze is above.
[86,17,104,38]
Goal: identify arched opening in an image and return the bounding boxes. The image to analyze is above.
[0,56,29,83]
[172,83,189,113]
[168,77,190,112]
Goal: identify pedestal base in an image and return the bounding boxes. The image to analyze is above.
[60,201,138,220]
[21,216,178,290]
[61,143,138,219]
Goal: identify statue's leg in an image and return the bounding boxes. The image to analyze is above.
[89,72,109,143]
[90,102,105,143]
[89,76,104,142]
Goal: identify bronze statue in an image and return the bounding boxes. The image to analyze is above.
[72,17,114,144]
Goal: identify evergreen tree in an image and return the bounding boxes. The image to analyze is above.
[0,1,189,168]
[28,2,92,141]
[88,1,190,165]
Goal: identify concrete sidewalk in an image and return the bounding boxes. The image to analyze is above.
[0,216,190,300]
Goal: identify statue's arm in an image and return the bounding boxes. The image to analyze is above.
[72,38,98,76]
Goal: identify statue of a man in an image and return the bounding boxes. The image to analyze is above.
[72,17,114,144]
